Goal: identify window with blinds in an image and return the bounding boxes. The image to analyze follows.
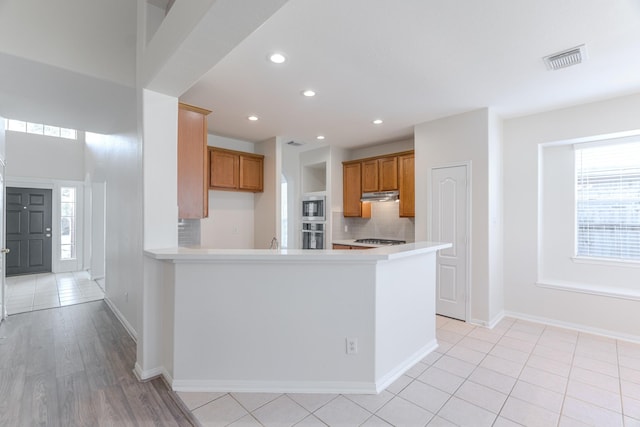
[575,140,640,261]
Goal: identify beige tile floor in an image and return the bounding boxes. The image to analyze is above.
[177,315,640,426]
[5,270,104,315]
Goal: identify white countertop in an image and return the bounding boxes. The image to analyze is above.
[144,241,451,262]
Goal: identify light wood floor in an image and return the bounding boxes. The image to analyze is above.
[0,300,196,426]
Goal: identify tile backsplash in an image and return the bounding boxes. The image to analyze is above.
[332,202,415,242]
[178,218,201,247]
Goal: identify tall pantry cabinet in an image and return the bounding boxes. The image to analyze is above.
[177,102,211,219]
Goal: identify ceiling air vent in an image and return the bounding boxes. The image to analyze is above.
[543,44,587,71]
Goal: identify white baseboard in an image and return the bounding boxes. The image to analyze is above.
[171,379,377,395]
[133,362,174,384]
[103,297,137,342]
[170,340,439,395]
[469,311,505,329]
[375,339,438,393]
[504,310,640,344]
[487,311,506,329]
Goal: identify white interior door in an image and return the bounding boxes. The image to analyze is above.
[431,165,468,321]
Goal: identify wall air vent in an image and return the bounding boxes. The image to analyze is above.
[287,140,304,146]
[543,44,587,71]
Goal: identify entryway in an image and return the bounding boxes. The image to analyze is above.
[5,270,104,315]
[431,164,469,321]
[5,187,53,276]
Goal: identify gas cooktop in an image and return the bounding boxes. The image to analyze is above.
[354,238,407,245]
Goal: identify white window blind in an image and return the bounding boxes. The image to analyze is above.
[575,141,640,260]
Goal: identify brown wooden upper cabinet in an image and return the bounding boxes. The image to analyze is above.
[178,102,211,219]
[343,162,371,218]
[209,147,264,192]
[343,150,414,218]
[361,157,398,192]
[398,153,415,217]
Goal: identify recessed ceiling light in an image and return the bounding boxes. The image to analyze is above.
[269,53,286,64]
[247,115,259,121]
[316,135,325,140]
[302,89,316,97]
[373,119,383,125]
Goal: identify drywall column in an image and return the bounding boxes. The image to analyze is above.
[142,89,178,249]
[138,89,178,378]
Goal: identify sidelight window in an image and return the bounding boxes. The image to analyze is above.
[61,187,76,260]
[575,140,640,261]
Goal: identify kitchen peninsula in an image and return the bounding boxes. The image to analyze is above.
[138,242,450,394]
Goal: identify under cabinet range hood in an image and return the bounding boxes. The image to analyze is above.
[360,190,399,202]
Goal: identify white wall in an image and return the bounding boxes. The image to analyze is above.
[6,132,85,181]
[330,146,348,214]
[503,93,640,340]
[254,137,281,249]
[487,111,504,323]
[415,108,497,325]
[0,116,5,161]
[348,138,414,161]
[282,142,303,248]
[90,181,106,280]
[201,134,256,249]
[201,192,255,249]
[84,85,141,337]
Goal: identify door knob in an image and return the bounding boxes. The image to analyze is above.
[0,248,10,254]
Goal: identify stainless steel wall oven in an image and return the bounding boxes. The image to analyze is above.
[302,222,325,249]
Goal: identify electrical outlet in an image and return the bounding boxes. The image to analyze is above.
[344,225,348,232]
[232,226,239,235]
[124,292,128,302]
[346,337,358,355]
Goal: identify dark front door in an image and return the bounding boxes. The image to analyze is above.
[6,188,53,276]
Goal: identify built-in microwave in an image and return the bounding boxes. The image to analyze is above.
[301,195,325,221]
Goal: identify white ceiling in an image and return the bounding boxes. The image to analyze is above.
[0,0,136,88]
[181,0,640,149]
[0,0,137,133]
[0,0,638,145]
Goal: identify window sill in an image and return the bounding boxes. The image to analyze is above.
[571,256,640,269]
[536,279,640,301]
